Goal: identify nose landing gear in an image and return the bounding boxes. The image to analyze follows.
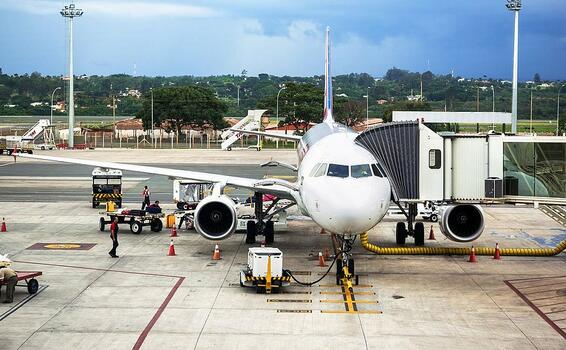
[333,234,360,288]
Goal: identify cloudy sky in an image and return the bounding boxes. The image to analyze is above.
[1,0,565,80]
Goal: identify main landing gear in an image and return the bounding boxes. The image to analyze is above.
[245,192,294,245]
[395,203,425,246]
[333,235,359,290]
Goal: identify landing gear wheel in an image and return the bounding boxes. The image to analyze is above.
[150,218,163,232]
[414,222,425,246]
[245,221,256,244]
[227,147,232,151]
[336,259,343,285]
[99,217,105,231]
[27,279,39,294]
[396,222,407,245]
[264,221,274,244]
[130,220,143,234]
[430,214,438,222]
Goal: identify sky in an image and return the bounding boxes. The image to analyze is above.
[0,0,565,80]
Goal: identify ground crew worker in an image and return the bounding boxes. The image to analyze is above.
[141,186,151,210]
[109,217,119,258]
[0,256,17,303]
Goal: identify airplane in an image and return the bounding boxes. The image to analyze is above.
[16,27,484,286]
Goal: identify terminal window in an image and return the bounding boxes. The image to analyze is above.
[503,142,566,198]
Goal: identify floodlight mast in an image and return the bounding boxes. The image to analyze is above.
[60,4,83,148]
[507,0,521,134]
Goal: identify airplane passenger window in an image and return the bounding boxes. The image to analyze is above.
[371,164,384,177]
[327,164,349,178]
[314,163,328,177]
[351,164,372,178]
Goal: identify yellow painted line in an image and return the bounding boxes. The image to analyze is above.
[343,285,355,312]
[320,291,375,295]
[320,300,378,304]
[319,284,373,288]
[320,310,382,314]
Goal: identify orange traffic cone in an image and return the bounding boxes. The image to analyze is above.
[170,226,178,237]
[212,244,221,260]
[468,246,477,263]
[318,252,327,267]
[167,239,176,256]
[1,218,6,232]
[428,226,435,240]
[493,243,501,260]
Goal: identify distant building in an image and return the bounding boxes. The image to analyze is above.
[336,93,348,98]
[30,102,48,107]
[376,99,388,105]
[407,94,423,102]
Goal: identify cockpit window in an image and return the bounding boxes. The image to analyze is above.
[327,164,349,178]
[313,163,328,177]
[351,164,372,178]
[309,163,322,177]
[371,164,384,177]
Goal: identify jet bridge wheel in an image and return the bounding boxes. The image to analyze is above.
[396,222,407,245]
[414,222,425,246]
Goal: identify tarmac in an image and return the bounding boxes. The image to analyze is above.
[0,149,565,349]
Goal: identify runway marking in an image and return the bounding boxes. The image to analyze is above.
[320,291,375,295]
[276,309,312,313]
[320,299,378,304]
[267,299,312,303]
[0,162,13,168]
[0,285,48,321]
[13,260,186,349]
[506,276,566,339]
[320,310,382,314]
[26,243,96,250]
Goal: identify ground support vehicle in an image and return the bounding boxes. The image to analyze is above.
[92,168,123,208]
[240,247,291,294]
[99,210,164,234]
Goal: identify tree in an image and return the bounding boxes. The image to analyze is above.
[335,99,366,127]
[385,67,409,81]
[257,82,323,134]
[136,86,227,135]
[534,73,541,84]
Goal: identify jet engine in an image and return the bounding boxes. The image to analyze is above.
[194,195,237,240]
[438,204,485,242]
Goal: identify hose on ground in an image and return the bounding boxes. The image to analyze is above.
[360,232,566,256]
[284,252,341,286]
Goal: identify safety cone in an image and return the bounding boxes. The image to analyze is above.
[318,252,327,267]
[170,226,178,237]
[428,226,435,240]
[468,246,477,263]
[1,218,6,232]
[167,239,176,256]
[323,248,330,260]
[493,243,501,260]
[212,244,221,260]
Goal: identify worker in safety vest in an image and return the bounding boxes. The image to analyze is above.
[109,217,119,258]
[141,186,151,210]
[0,255,17,303]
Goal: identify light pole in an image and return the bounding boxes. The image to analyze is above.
[365,87,370,128]
[60,3,83,148]
[491,85,495,130]
[237,85,240,107]
[150,88,155,148]
[557,84,565,136]
[50,87,62,125]
[530,87,533,135]
[507,0,521,134]
[275,86,286,149]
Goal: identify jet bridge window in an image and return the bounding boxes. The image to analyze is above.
[351,164,372,178]
[429,149,441,169]
[327,164,349,178]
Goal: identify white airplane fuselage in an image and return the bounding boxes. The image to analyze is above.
[294,125,391,235]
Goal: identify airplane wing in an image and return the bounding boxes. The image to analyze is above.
[16,153,299,200]
[229,128,302,141]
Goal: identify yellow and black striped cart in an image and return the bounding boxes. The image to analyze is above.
[92,167,123,208]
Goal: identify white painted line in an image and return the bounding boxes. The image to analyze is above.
[0,176,150,181]
[0,163,13,167]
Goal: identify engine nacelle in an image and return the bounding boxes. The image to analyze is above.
[438,204,485,242]
[194,195,237,240]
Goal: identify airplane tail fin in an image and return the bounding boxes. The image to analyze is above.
[323,26,334,124]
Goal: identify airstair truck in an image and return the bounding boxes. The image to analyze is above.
[0,119,54,154]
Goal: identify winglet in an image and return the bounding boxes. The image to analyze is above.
[323,26,334,124]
